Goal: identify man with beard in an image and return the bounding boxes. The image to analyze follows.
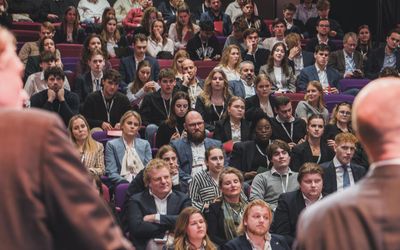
[30,66,79,126]
[250,140,299,212]
[229,61,256,99]
[222,199,290,250]
[171,110,224,182]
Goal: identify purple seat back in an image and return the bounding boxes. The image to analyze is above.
[115,183,130,211]
[339,78,370,92]
[323,94,355,113]
[331,39,343,50]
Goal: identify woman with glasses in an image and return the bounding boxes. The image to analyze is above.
[323,102,352,147]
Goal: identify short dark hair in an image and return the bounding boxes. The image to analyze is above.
[158,68,175,81]
[283,2,296,12]
[199,19,214,32]
[316,0,330,10]
[387,28,400,38]
[316,17,330,27]
[297,162,324,183]
[267,139,290,159]
[243,28,258,39]
[44,66,65,81]
[133,33,148,45]
[39,50,56,63]
[102,69,121,84]
[275,95,291,109]
[314,43,330,53]
[272,18,287,28]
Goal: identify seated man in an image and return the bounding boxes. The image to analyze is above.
[270,96,307,149]
[200,0,232,36]
[178,59,204,109]
[119,33,160,85]
[125,159,191,250]
[30,66,79,125]
[223,199,289,249]
[82,69,131,130]
[285,32,314,77]
[223,18,247,53]
[18,21,55,65]
[305,18,337,53]
[36,0,76,22]
[305,0,343,39]
[242,28,270,75]
[328,32,364,78]
[320,132,366,195]
[139,68,177,141]
[365,28,400,80]
[262,18,287,51]
[171,111,223,182]
[282,3,306,37]
[186,19,222,61]
[271,163,324,247]
[74,49,106,104]
[228,61,256,99]
[24,51,71,98]
[297,44,342,93]
[250,140,299,211]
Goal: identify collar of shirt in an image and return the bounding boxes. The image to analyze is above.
[275,114,295,124]
[149,188,172,201]
[271,167,293,176]
[343,49,354,59]
[315,63,327,73]
[333,156,350,168]
[190,141,205,148]
[245,232,271,250]
[91,71,103,82]
[302,192,323,207]
[317,34,329,44]
[241,78,254,87]
[40,71,45,80]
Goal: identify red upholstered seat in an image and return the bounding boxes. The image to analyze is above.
[214,21,223,36]
[11,30,39,42]
[57,44,83,57]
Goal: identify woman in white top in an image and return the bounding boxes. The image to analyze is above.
[216,44,242,82]
[168,3,200,51]
[295,80,329,123]
[147,19,174,58]
[259,42,296,93]
[126,60,160,107]
[100,16,128,58]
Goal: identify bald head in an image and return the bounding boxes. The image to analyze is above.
[353,77,400,162]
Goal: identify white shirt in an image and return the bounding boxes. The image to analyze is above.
[147,37,174,58]
[333,156,355,192]
[262,37,285,51]
[241,79,255,98]
[149,189,172,223]
[91,71,103,92]
[315,64,329,88]
[245,232,272,250]
[191,141,206,177]
[302,193,323,207]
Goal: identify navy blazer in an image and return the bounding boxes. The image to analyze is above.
[320,160,367,195]
[270,190,306,247]
[119,54,160,85]
[296,64,342,92]
[365,46,400,79]
[126,189,191,250]
[221,234,290,250]
[74,71,94,104]
[288,50,315,72]
[170,137,223,182]
[229,79,249,99]
[304,38,337,53]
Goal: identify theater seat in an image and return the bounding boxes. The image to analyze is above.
[57,44,83,57]
[12,30,39,42]
[338,78,370,92]
[114,183,129,213]
[323,94,355,113]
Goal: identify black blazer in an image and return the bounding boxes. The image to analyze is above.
[74,71,94,104]
[221,234,290,250]
[213,117,251,143]
[290,140,335,172]
[195,95,231,132]
[365,46,400,79]
[305,37,337,53]
[139,89,176,126]
[270,190,306,247]
[270,117,307,144]
[245,94,277,122]
[242,48,270,75]
[54,26,86,44]
[320,160,367,195]
[205,201,228,246]
[229,140,268,173]
[288,50,315,72]
[126,190,191,250]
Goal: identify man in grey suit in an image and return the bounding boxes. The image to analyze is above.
[171,111,223,182]
[295,77,400,250]
[228,61,256,99]
[328,32,364,78]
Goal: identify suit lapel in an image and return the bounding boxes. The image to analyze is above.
[116,138,125,166]
[85,72,93,93]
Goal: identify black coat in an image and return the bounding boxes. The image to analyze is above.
[213,117,251,143]
[290,140,335,172]
[221,234,290,250]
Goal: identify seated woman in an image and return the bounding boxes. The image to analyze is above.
[54,6,86,44]
[356,25,376,64]
[205,167,248,247]
[260,42,296,93]
[229,111,272,181]
[291,114,334,172]
[323,102,353,147]
[165,207,216,250]
[168,3,200,51]
[235,0,270,38]
[245,74,277,121]
[100,16,129,58]
[68,115,105,176]
[216,44,242,82]
[295,80,329,123]
[126,60,160,107]
[213,96,251,144]
[195,69,232,132]
[172,49,190,83]
[156,91,190,148]
[77,33,111,75]
[105,111,152,186]
[147,19,174,58]
[132,6,161,36]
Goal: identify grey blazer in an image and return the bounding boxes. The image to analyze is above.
[328,49,364,76]
[229,79,254,99]
[259,65,296,93]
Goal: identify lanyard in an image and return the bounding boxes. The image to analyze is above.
[101,91,114,122]
[276,115,294,142]
[201,41,209,59]
[281,172,290,193]
[163,98,171,118]
[212,103,225,120]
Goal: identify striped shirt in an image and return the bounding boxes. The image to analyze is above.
[189,170,220,212]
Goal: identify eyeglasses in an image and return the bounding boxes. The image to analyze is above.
[187,121,204,128]
[338,110,351,116]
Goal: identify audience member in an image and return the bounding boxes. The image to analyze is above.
[133,6,161,36]
[200,0,232,36]
[225,0,259,24]
[37,0,76,22]
[82,69,131,130]
[294,0,318,26]
[356,24,374,63]
[305,18,337,53]
[113,0,141,22]
[213,96,251,144]
[156,91,191,148]
[245,74,277,120]
[223,18,247,52]
[0,0,12,29]
[229,61,255,99]
[105,111,152,185]
[100,16,129,58]
[295,80,329,122]
[291,114,334,171]
[379,67,400,78]
[68,114,105,176]
[250,140,299,211]
[235,0,270,38]
[282,3,306,37]
[30,66,79,125]
[78,33,110,75]
[230,111,272,181]
[217,44,242,82]
[172,49,190,82]
[187,19,222,61]
[262,19,287,51]
[270,163,323,247]
[222,199,289,250]
[320,132,366,195]
[158,0,182,25]
[54,6,86,44]
[171,110,223,182]
[260,42,296,93]
[126,158,191,249]
[328,32,364,78]
[205,167,248,246]
[147,19,174,58]
[121,1,149,34]
[179,59,204,108]
[242,28,270,75]
[78,0,110,24]
[285,32,315,77]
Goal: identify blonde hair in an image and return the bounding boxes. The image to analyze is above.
[237,199,272,235]
[119,110,142,127]
[68,115,98,153]
[306,80,326,109]
[200,68,231,107]
[218,44,242,70]
[143,159,170,187]
[172,49,189,75]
